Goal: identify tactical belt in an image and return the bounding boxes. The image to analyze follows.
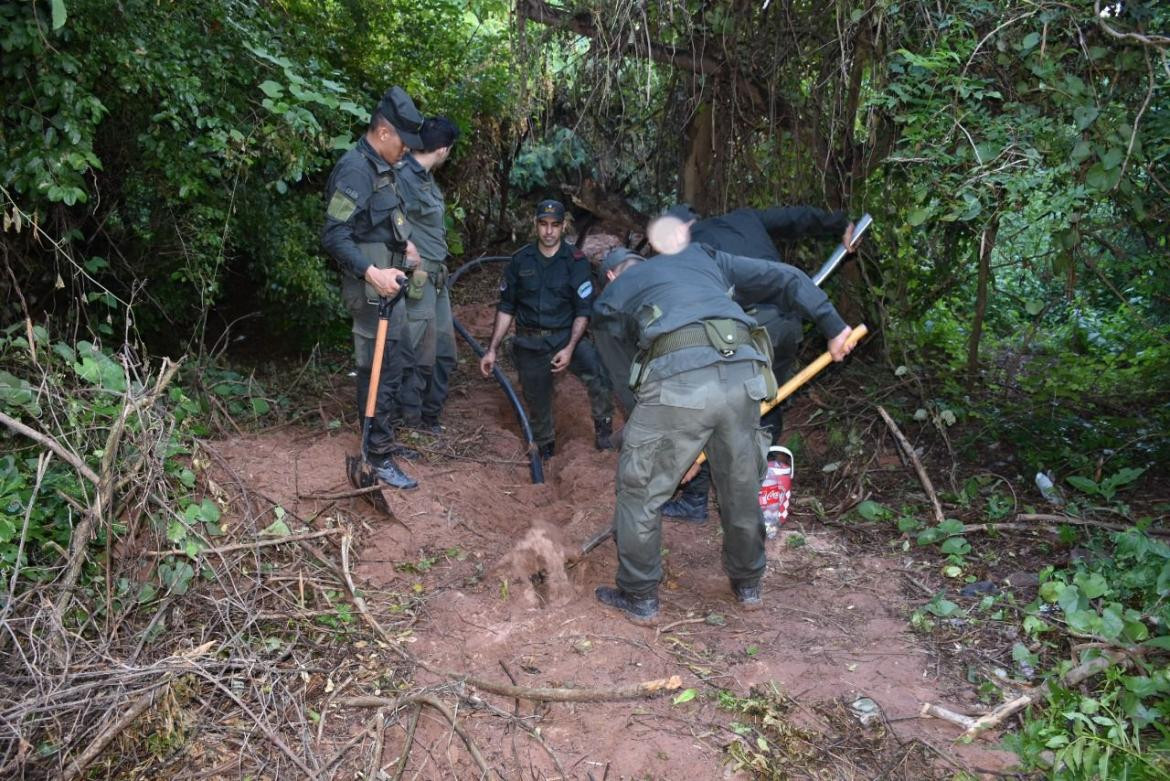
[421,259,447,274]
[648,321,753,359]
[516,325,564,337]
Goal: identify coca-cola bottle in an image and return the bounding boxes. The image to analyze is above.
[758,446,794,539]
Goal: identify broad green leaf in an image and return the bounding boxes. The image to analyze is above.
[857,500,888,521]
[1070,140,1093,163]
[940,536,970,555]
[1100,147,1123,170]
[259,80,284,98]
[1085,163,1121,193]
[0,516,15,543]
[1099,604,1124,640]
[1025,300,1045,316]
[673,688,697,704]
[251,398,270,415]
[1066,475,1098,495]
[51,0,67,29]
[167,520,187,543]
[261,519,291,536]
[1058,583,1082,615]
[1020,32,1040,50]
[907,208,930,227]
[1073,571,1109,599]
[137,583,157,603]
[1156,561,1170,597]
[1073,105,1099,130]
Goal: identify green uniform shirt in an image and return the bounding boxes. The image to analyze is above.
[395,153,448,263]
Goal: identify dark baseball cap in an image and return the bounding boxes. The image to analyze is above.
[535,199,565,221]
[600,247,643,276]
[376,86,424,149]
[665,203,699,222]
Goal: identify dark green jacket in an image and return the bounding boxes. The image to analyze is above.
[321,137,409,279]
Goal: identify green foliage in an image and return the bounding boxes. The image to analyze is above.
[2,0,517,348]
[508,127,594,193]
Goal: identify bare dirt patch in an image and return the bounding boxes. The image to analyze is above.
[207,294,1021,779]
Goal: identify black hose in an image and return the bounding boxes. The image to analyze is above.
[448,255,544,485]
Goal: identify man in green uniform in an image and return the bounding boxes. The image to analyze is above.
[479,200,615,459]
[395,117,459,434]
[591,217,854,625]
[660,203,859,522]
[321,86,424,490]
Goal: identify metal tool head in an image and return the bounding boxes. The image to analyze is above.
[346,453,392,515]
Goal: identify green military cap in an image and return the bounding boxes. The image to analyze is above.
[377,86,424,149]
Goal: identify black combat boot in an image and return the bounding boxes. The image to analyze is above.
[539,440,555,460]
[594,417,614,450]
[420,415,444,435]
[595,586,660,625]
[370,455,419,490]
[731,579,764,611]
[660,464,710,523]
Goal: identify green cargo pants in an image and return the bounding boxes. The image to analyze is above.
[612,359,771,598]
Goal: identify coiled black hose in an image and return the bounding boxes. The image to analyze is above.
[448,255,544,485]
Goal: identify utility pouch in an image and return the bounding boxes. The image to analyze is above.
[750,324,778,398]
[432,265,449,291]
[702,318,745,357]
[627,351,648,391]
[406,267,428,300]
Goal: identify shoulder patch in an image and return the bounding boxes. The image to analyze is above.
[327,190,358,222]
[576,280,593,299]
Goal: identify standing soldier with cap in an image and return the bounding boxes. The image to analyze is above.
[590,217,854,625]
[479,200,615,459]
[659,203,859,522]
[321,86,425,490]
[395,116,460,434]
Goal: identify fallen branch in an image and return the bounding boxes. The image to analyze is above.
[146,528,345,557]
[299,484,389,501]
[957,516,1170,537]
[921,649,1136,738]
[0,411,99,484]
[341,674,684,705]
[877,405,946,525]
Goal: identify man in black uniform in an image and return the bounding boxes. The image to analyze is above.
[660,203,858,521]
[321,86,424,490]
[591,220,854,625]
[479,200,615,459]
[395,117,459,433]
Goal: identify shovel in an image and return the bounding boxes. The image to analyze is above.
[346,283,406,514]
[579,323,869,556]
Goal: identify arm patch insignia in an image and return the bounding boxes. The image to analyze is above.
[577,280,593,299]
[327,190,358,222]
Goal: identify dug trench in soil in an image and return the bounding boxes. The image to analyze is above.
[211,269,1022,779]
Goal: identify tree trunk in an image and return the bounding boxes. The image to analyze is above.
[681,103,714,212]
[966,214,1000,375]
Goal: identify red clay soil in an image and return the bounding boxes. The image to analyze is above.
[211,294,1021,780]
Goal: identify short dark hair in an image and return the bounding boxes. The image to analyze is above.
[420,117,459,152]
[368,110,391,134]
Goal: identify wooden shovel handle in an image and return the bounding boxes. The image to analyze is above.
[363,316,390,419]
[761,323,868,416]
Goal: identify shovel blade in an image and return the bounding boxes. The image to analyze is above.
[346,453,392,515]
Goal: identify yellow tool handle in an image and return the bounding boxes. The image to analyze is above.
[761,323,869,415]
[691,323,869,470]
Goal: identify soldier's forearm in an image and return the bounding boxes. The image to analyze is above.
[487,311,514,352]
[566,316,588,350]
